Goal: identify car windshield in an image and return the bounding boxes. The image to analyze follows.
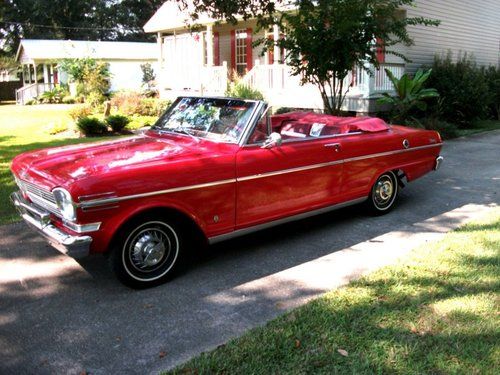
[152,97,258,143]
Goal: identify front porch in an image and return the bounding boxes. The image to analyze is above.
[15,62,61,105]
[155,21,405,112]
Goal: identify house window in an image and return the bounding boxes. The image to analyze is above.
[235,29,248,76]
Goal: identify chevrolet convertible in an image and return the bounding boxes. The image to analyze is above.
[11,97,443,287]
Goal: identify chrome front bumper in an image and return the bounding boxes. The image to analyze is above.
[10,191,92,258]
[434,156,444,171]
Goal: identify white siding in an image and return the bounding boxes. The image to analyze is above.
[108,61,156,92]
[402,0,500,72]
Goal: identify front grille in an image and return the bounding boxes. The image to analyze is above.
[16,179,62,217]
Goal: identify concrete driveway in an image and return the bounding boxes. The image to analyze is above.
[1,130,499,374]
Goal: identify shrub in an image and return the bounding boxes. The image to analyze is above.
[86,91,106,107]
[481,65,500,120]
[76,116,108,136]
[226,77,265,100]
[126,115,157,130]
[110,91,142,116]
[111,92,171,116]
[25,99,36,105]
[419,118,459,140]
[139,98,171,116]
[106,114,130,132]
[378,69,439,124]
[69,104,93,120]
[62,96,76,104]
[46,121,69,135]
[426,52,489,126]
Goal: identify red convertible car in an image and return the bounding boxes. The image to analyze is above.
[11,97,443,287]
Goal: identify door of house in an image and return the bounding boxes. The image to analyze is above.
[231,28,253,76]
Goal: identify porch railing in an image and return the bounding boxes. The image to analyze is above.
[16,83,55,105]
[241,61,405,109]
[201,62,228,96]
[158,62,228,98]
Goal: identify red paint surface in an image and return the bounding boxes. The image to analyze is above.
[11,112,442,254]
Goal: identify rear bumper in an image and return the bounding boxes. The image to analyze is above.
[10,191,92,258]
[434,156,444,171]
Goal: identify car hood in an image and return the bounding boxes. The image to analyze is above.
[12,134,215,189]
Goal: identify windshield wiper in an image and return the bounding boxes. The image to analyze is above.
[171,127,200,142]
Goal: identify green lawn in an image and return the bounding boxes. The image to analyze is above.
[168,212,500,374]
[0,104,111,225]
[457,119,500,137]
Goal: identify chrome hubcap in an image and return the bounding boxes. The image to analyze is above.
[130,229,170,271]
[374,176,394,207]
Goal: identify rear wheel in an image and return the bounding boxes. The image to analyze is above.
[367,171,398,215]
[109,215,187,288]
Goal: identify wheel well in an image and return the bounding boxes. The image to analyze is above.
[109,207,207,253]
[393,169,407,189]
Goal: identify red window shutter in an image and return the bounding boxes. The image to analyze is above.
[246,28,253,71]
[230,30,236,71]
[267,35,274,64]
[376,37,385,63]
[214,31,220,66]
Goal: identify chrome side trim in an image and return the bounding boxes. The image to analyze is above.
[343,143,442,163]
[208,197,367,244]
[237,159,343,182]
[78,178,237,209]
[76,143,442,208]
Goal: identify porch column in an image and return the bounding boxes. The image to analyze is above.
[206,24,214,67]
[273,24,280,65]
[157,32,164,69]
[33,63,39,95]
[43,64,49,85]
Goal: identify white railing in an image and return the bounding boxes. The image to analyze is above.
[201,62,228,96]
[16,83,55,105]
[159,62,228,99]
[373,63,405,92]
[241,62,405,109]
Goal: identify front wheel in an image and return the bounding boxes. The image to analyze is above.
[366,171,398,215]
[109,216,186,288]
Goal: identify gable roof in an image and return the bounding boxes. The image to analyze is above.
[143,1,296,33]
[144,2,215,33]
[15,39,157,62]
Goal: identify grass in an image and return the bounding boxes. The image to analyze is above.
[0,104,112,225]
[457,119,500,137]
[168,212,500,374]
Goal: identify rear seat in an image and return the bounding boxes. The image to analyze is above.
[280,121,313,139]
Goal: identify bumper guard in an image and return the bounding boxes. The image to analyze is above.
[10,191,91,258]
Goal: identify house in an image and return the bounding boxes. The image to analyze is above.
[144,0,500,113]
[15,39,158,104]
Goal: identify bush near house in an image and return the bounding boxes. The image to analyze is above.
[106,114,130,133]
[110,91,171,116]
[226,77,265,100]
[76,116,108,136]
[69,104,93,121]
[426,52,490,126]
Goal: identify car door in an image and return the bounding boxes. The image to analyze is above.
[235,129,345,229]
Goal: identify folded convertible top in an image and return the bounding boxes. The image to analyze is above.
[271,112,390,133]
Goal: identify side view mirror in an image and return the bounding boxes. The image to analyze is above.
[261,132,283,149]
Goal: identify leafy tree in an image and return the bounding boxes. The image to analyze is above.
[256,0,439,114]
[378,69,439,123]
[0,0,164,56]
[58,57,110,105]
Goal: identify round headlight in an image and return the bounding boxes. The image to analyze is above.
[53,188,76,221]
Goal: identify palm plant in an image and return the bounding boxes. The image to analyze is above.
[378,69,439,123]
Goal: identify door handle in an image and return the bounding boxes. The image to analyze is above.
[324,143,341,152]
